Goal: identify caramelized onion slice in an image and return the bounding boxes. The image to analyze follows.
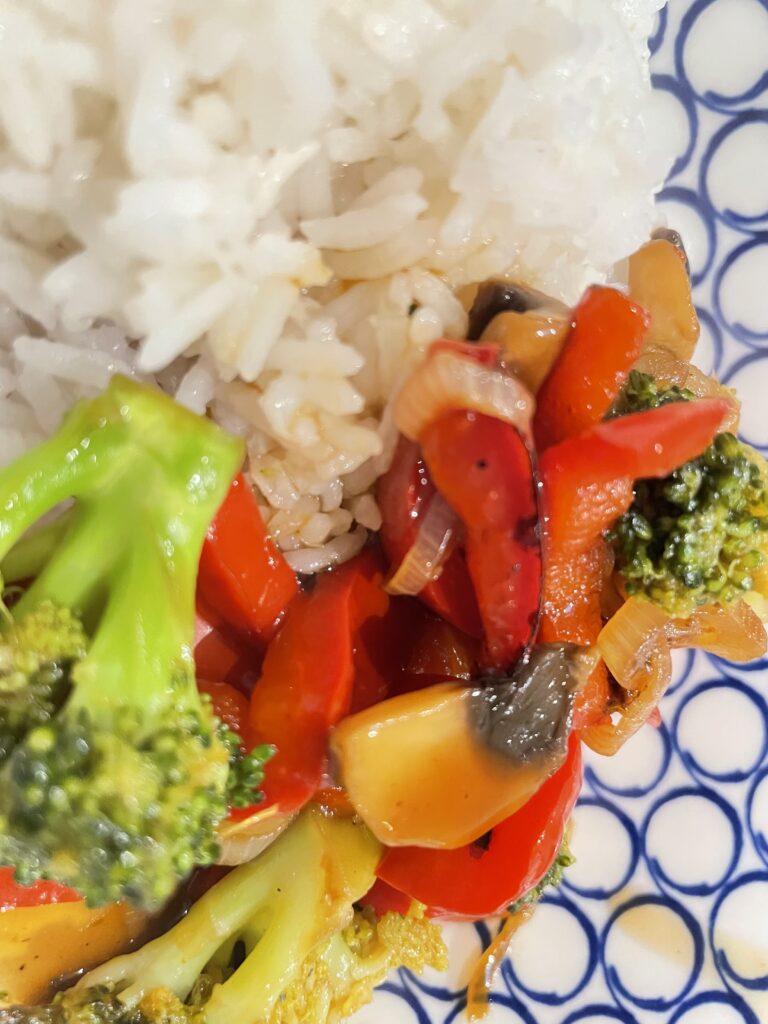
[584,641,673,757]
[634,345,740,432]
[668,599,767,662]
[628,238,699,359]
[386,492,459,596]
[585,595,767,756]
[216,806,295,866]
[466,907,535,1021]
[394,348,535,443]
[597,595,671,691]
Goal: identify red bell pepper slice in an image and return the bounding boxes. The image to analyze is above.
[362,878,415,917]
[534,286,649,451]
[378,436,482,637]
[198,474,298,647]
[420,410,541,669]
[374,734,582,920]
[248,549,388,814]
[0,868,81,909]
[539,398,730,725]
[350,597,479,712]
[194,604,258,689]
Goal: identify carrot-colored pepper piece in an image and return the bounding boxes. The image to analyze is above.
[198,473,298,647]
[534,286,649,450]
[421,410,541,668]
[249,549,388,814]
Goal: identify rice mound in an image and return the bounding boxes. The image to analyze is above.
[0,0,668,570]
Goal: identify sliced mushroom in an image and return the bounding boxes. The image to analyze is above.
[481,310,570,393]
[469,643,585,762]
[331,643,593,849]
[468,281,568,339]
[467,281,570,393]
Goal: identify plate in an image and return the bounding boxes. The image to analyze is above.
[355,2,768,1021]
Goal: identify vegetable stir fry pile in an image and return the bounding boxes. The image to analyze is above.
[1,236,767,1024]
[0,810,444,1024]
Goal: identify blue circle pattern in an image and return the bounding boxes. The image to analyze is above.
[642,785,743,896]
[563,798,640,899]
[602,895,705,1012]
[377,3,768,1020]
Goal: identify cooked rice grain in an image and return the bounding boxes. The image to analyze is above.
[0,0,668,563]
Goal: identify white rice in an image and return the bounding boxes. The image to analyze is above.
[0,0,669,568]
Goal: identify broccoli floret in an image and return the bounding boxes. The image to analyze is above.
[3,810,447,1024]
[609,372,768,616]
[607,368,693,417]
[219,726,273,811]
[0,603,86,764]
[0,376,270,909]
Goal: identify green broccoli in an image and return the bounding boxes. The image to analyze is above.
[607,368,694,417]
[608,371,768,616]
[0,376,271,909]
[0,810,447,1024]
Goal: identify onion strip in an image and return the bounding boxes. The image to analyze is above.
[466,907,535,1021]
[395,348,535,442]
[216,807,295,866]
[584,595,767,756]
[385,492,459,596]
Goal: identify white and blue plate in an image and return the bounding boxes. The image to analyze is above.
[358,2,768,1021]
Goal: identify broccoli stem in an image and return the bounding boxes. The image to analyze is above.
[84,810,379,1023]
[203,843,329,1024]
[0,400,129,564]
[0,512,74,587]
[5,811,449,1024]
[69,524,197,720]
[15,502,125,623]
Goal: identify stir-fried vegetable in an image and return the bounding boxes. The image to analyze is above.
[198,473,297,648]
[248,550,388,816]
[628,237,699,359]
[585,595,767,755]
[378,436,482,636]
[0,894,148,1008]
[609,372,768,614]
[372,733,581,918]
[539,396,730,726]
[534,285,649,450]
[394,341,533,444]
[468,281,569,393]
[2,251,767,1024]
[332,644,591,850]
[420,410,541,668]
[0,377,269,909]
[2,811,445,1024]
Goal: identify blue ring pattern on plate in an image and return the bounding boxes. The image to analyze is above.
[359,2,768,1020]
